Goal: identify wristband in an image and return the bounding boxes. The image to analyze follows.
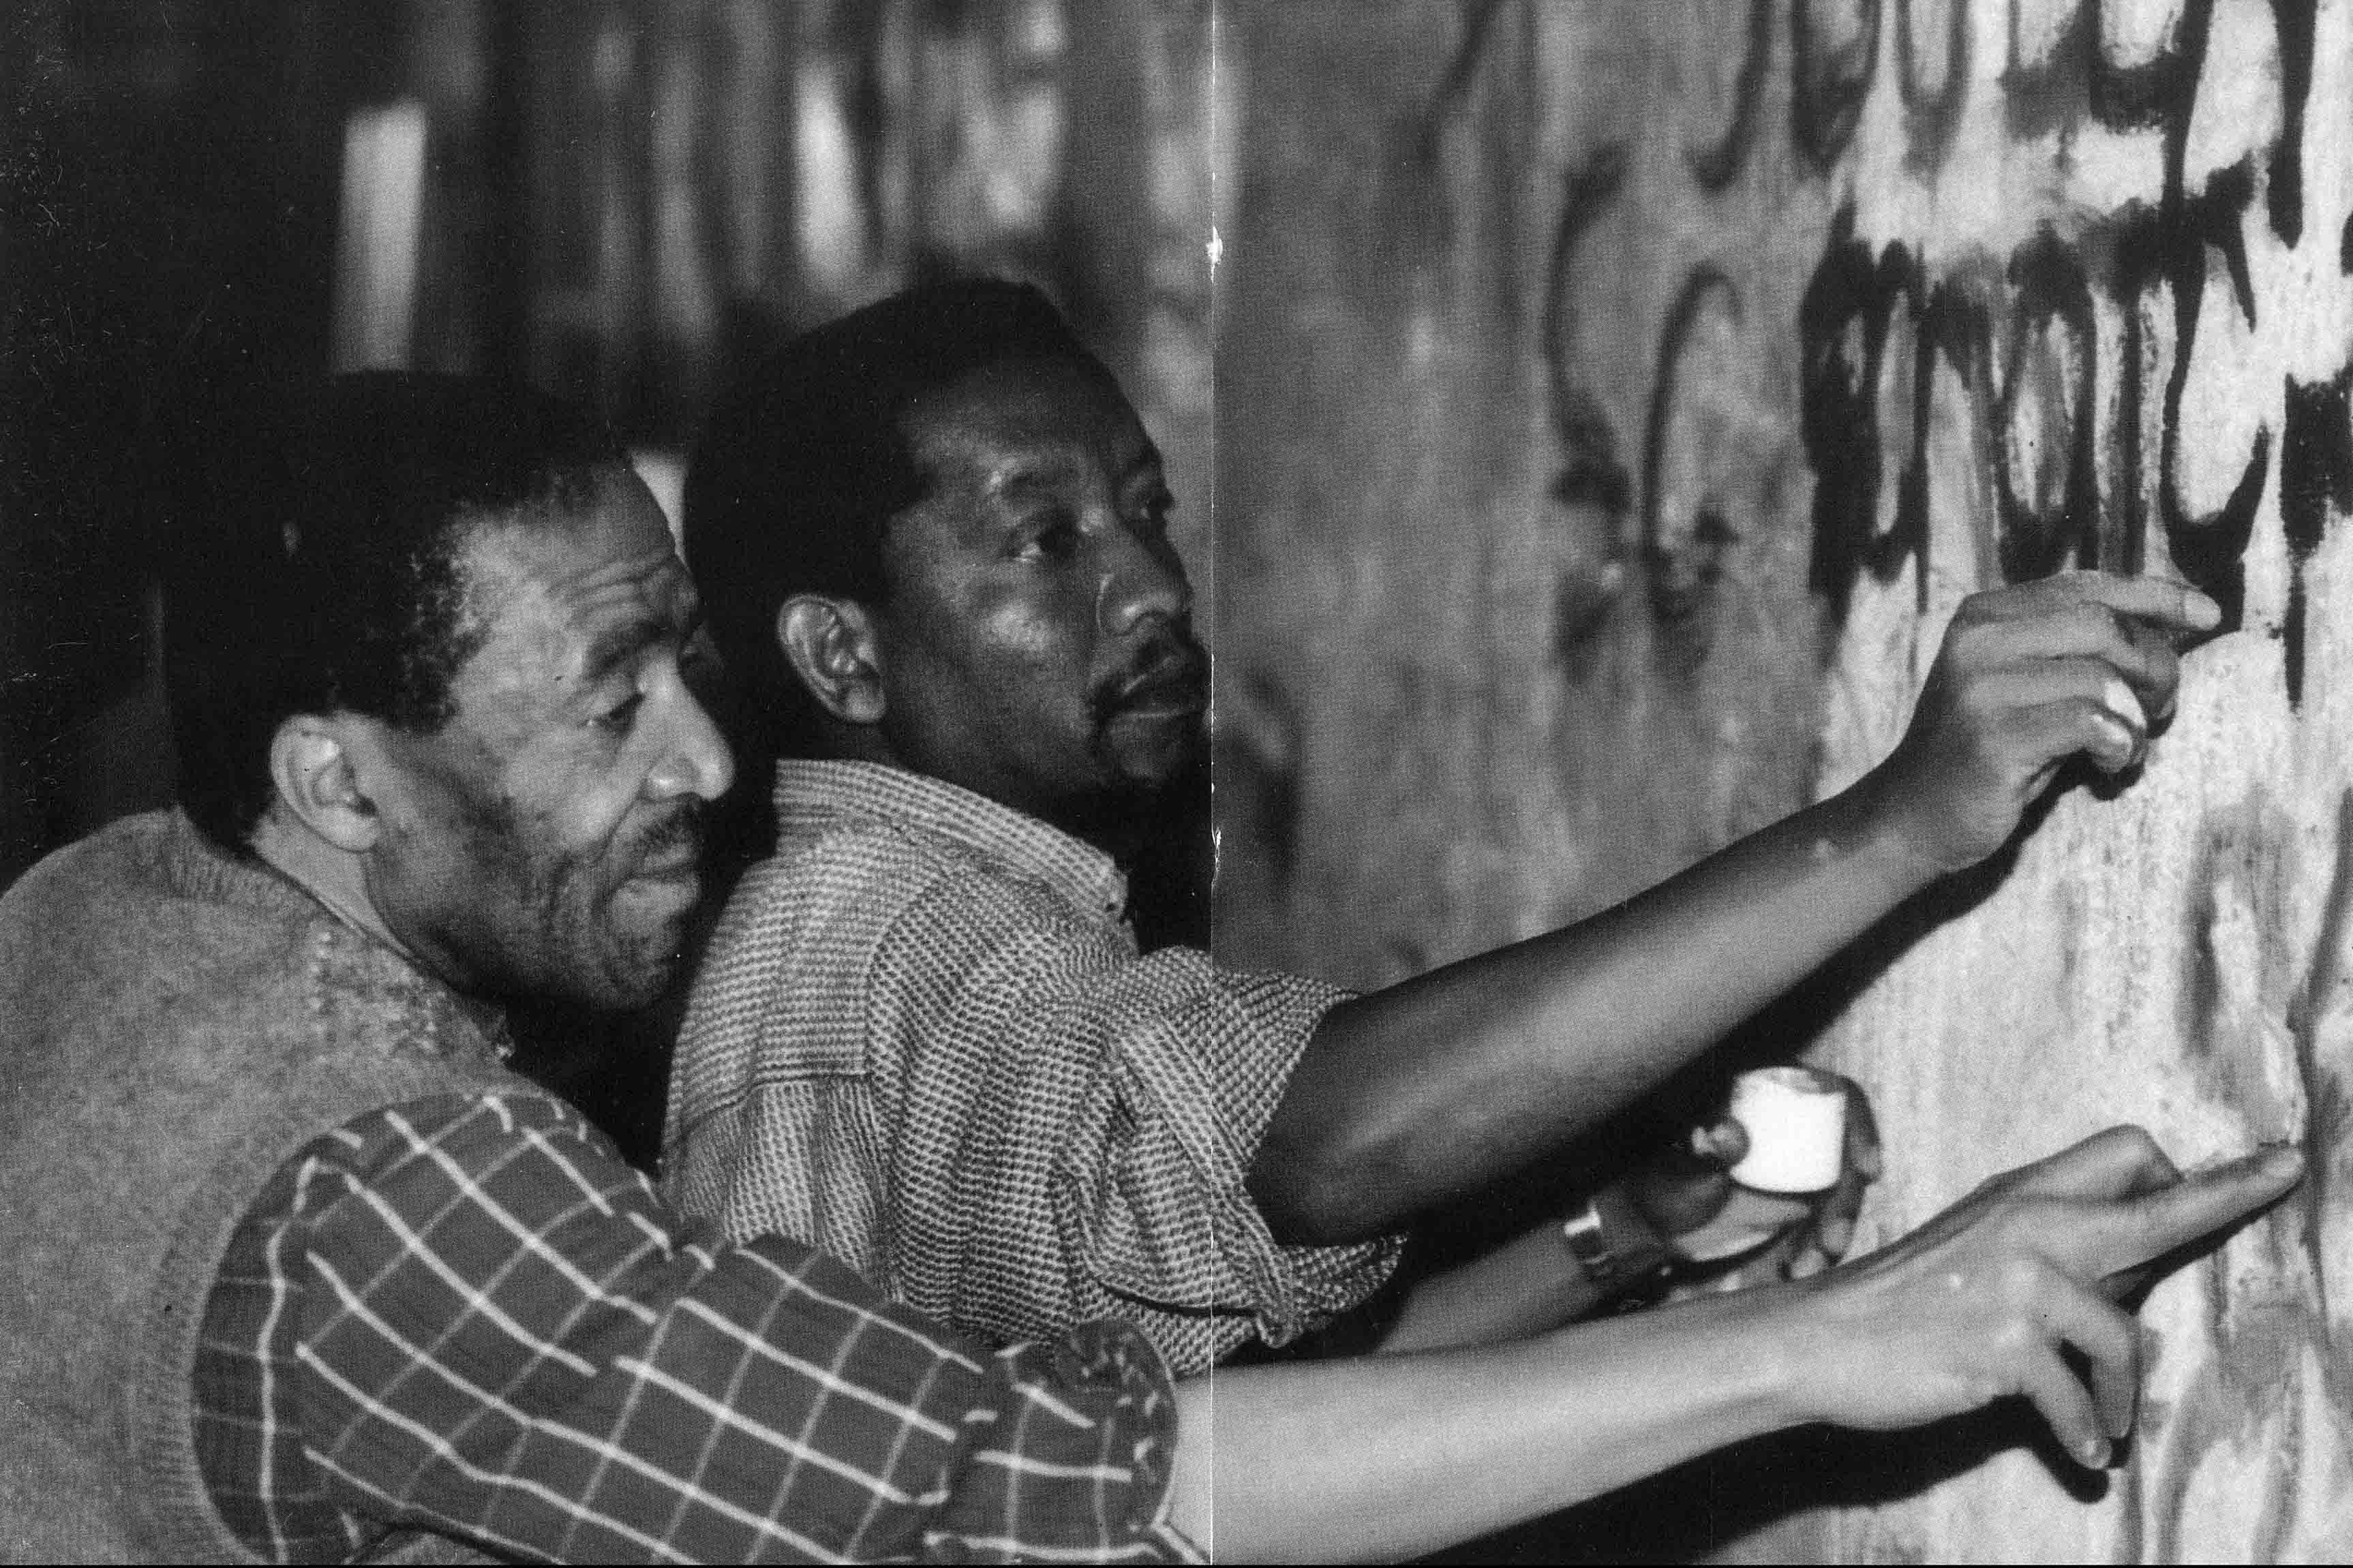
[1560,1183,1674,1300]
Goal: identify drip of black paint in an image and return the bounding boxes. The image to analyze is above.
[2279,369,2353,706]
[2264,0,2319,247]
[1791,0,1881,175]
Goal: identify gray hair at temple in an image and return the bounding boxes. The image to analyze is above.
[166,371,631,853]
[682,277,1097,743]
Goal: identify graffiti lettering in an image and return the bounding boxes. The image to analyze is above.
[1543,145,1635,519]
[2084,0,2199,140]
[1802,210,1934,619]
[1549,0,2343,694]
[1543,144,1635,663]
[1895,0,1970,172]
[2280,368,2353,702]
[1990,230,2099,583]
[1791,0,1881,172]
[1640,266,1746,660]
[2262,0,2322,245]
[1800,157,2303,658]
[2119,160,2268,631]
[1691,0,2322,232]
[2001,0,2090,140]
[1688,0,1776,189]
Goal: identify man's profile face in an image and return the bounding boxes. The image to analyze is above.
[360,470,735,1010]
[870,352,1206,827]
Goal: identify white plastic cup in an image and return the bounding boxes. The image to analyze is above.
[1726,1066,1848,1194]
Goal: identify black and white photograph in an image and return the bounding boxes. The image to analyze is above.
[3,1,2348,1561]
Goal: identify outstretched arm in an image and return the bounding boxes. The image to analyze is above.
[1176,1131,2298,1563]
[1373,1097,1869,1353]
[1253,574,2217,1244]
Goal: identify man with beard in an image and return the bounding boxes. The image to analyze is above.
[0,371,1213,1561]
[667,279,2223,1373]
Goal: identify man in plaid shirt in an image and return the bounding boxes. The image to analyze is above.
[0,374,1200,1563]
[0,367,2304,1565]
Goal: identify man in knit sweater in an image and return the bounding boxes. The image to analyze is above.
[0,369,2303,1565]
[0,373,1205,1562]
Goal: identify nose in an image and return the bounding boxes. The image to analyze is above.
[646,684,737,803]
[1095,526,1193,637]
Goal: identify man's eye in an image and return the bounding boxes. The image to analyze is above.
[1132,495,1176,536]
[1016,513,1081,560]
[593,694,644,733]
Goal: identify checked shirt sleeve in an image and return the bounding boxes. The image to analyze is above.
[198,1090,1199,1563]
[859,869,1404,1372]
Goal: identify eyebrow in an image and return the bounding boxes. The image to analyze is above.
[580,604,701,688]
[990,444,1167,502]
[992,459,1084,501]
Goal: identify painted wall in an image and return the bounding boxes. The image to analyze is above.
[1211,1,2353,1558]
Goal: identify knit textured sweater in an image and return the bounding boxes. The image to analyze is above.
[0,812,518,1562]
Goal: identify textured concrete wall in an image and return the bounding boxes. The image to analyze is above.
[1213,1,2353,1558]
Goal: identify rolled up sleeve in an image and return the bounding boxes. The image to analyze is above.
[876,874,1403,1372]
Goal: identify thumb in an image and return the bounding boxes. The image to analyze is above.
[1694,1116,1749,1168]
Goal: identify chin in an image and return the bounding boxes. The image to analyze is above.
[579,959,678,1014]
[1104,726,1205,795]
[562,921,693,1013]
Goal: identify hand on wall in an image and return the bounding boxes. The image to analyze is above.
[1780,1128,2301,1467]
[1865,572,2222,876]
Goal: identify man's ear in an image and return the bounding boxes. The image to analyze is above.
[267,716,382,853]
[778,594,887,726]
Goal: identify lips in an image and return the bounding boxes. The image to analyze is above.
[629,809,708,884]
[1108,651,1210,718]
[633,851,701,883]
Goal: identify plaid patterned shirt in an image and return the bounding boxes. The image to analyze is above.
[192,1088,1200,1563]
[665,760,1401,1375]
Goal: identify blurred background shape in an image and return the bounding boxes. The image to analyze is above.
[1,0,1219,889]
[330,98,429,372]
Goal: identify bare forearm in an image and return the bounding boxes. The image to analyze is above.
[1255,774,1932,1240]
[1254,575,2212,1244]
[1376,1216,1605,1353]
[1172,1132,2299,1561]
[1167,1287,1804,1562]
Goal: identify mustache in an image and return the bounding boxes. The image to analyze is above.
[1091,636,1211,723]
[632,800,711,867]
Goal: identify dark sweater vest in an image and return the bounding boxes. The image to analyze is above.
[0,812,524,1561]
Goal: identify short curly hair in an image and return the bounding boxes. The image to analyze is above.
[683,278,1095,728]
[167,371,629,852]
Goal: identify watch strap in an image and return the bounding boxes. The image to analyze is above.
[1560,1183,1674,1299]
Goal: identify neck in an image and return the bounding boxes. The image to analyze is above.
[817,724,1203,868]
[247,810,421,966]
